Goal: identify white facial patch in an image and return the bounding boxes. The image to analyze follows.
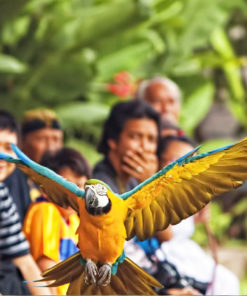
[96,194,109,208]
[85,184,109,208]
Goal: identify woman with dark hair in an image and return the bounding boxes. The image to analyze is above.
[23,147,91,295]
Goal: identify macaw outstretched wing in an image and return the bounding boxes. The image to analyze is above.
[122,137,247,241]
[0,144,84,212]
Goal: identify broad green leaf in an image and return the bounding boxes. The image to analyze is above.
[211,27,235,58]
[180,82,214,135]
[171,58,201,76]
[97,42,154,78]
[2,16,30,45]
[56,102,110,127]
[211,27,245,102]
[224,63,245,102]
[0,54,27,73]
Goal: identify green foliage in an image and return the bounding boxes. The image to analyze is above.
[0,54,28,73]
[192,202,232,246]
[180,82,214,135]
[0,0,247,163]
[228,197,247,240]
[198,138,235,154]
[240,273,247,295]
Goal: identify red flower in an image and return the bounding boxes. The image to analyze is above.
[106,71,136,98]
[114,72,131,84]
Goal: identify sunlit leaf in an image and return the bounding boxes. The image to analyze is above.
[180,82,214,135]
[0,54,27,73]
[56,102,110,127]
[211,27,245,102]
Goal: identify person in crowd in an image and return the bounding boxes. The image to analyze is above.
[0,110,32,223]
[137,77,185,137]
[21,108,63,163]
[93,100,160,193]
[4,108,64,220]
[0,113,51,295]
[20,108,64,202]
[148,135,240,295]
[23,147,91,295]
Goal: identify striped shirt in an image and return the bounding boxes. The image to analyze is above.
[0,182,29,259]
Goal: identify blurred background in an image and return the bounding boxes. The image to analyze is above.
[1,0,247,292]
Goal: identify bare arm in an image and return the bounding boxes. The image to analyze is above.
[156,225,173,242]
[194,205,210,224]
[37,255,59,295]
[13,254,52,295]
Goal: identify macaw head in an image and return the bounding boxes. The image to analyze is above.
[84,179,112,215]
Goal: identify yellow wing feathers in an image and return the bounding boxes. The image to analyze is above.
[124,138,247,241]
[16,163,79,212]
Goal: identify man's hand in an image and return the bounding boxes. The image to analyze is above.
[121,149,158,182]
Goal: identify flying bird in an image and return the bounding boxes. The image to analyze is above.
[1,138,247,295]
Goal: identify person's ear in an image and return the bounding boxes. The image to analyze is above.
[108,139,117,151]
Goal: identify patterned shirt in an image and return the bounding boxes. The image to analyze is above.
[0,182,29,259]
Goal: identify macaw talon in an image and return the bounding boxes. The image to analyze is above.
[84,258,98,285]
[97,263,112,286]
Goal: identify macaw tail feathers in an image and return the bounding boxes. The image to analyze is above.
[37,252,162,295]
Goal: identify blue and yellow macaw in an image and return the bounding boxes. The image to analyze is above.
[1,138,247,295]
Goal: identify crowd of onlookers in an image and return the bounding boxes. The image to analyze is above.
[0,77,240,295]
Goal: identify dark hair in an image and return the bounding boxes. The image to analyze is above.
[0,110,20,136]
[98,100,161,155]
[21,109,61,136]
[41,147,91,179]
[160,135,195,156]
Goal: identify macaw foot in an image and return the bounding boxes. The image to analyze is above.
[84,258,98,285]
[98,263,112,286]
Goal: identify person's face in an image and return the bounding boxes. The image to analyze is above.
[160,140,193,168]
[0,130,17,181]
[57,167,88,219]
[22,128,63,163]
[144,82,180,125]
[109,118,158,165]
[58,167,87,189]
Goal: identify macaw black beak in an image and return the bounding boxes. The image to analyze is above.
[85,187,98,207]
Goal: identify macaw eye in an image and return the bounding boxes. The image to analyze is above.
[95,184,107,196]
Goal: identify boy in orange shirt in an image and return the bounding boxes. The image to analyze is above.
[23,147,91,295]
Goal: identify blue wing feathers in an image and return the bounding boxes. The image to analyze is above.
[0,151,22,164]
[120,141,236,200]
[0,144,84,198]
[0,140,236,201]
